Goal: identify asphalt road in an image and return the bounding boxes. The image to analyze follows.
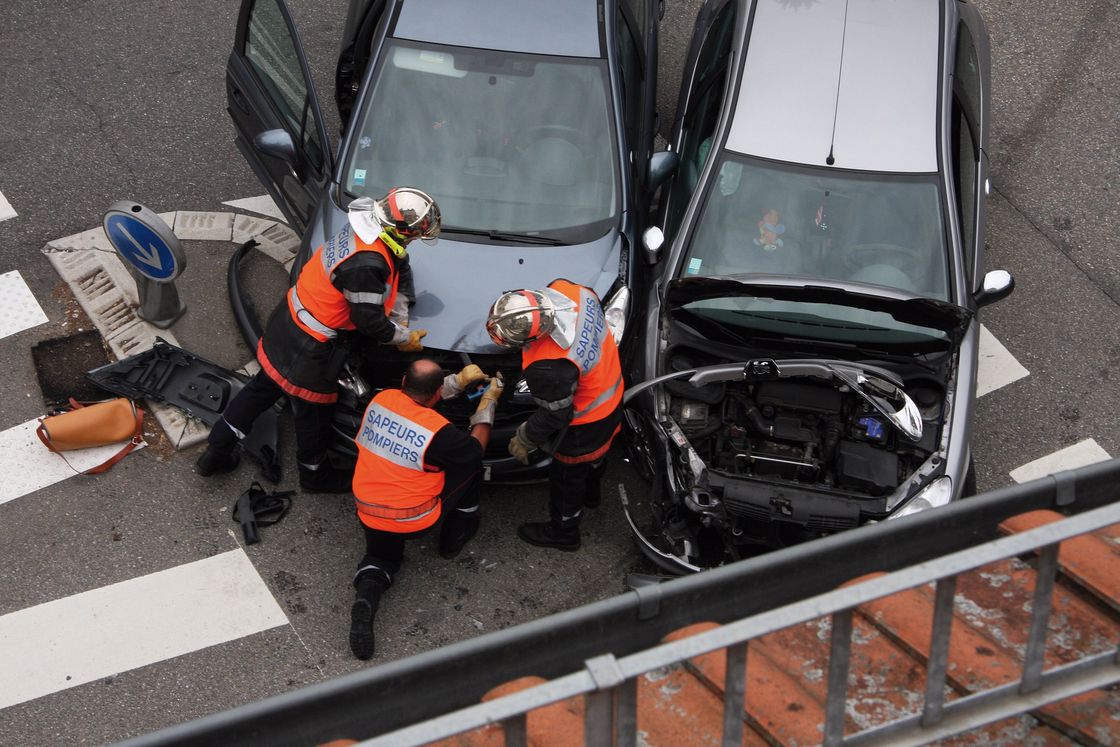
[0,0,1117,744]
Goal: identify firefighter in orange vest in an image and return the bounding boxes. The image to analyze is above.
[196,187,441,493]
[348,358,502,660]
[485,279,624,551]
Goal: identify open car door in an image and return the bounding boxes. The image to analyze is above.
[226,0,331,233]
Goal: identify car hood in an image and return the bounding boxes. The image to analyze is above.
[666,275,972,336]
[314,203,622,353]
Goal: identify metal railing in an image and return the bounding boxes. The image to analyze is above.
[121,459,1120,747]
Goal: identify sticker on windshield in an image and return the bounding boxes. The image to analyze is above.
[419,51,446,65]
[353,169,366,187]
[687,258,703,275]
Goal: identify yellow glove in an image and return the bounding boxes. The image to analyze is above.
[395,329,427,353]
[442,364,488,399]
[507,422,534,465]
[470,374,504,426]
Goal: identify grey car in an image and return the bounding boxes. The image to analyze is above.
[623,0,1015,572]
[224,0,668,478]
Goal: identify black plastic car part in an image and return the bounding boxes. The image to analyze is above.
[86,337,281,482]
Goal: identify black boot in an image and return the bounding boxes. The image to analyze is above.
[349,575,389,660]
[196,445,240,476]
[298,463,352,494]
[439,513,480,560]
[517,521,581,552]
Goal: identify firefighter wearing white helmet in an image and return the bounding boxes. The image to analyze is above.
[486,279,624,551]
[197,187,481,494]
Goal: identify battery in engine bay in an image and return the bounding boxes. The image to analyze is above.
[854,416,886,443]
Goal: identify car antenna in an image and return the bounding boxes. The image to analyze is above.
[826,0,850,167]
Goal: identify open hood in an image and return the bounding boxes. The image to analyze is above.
[667,275,972,336]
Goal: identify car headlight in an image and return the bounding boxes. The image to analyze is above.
[888,476,953,520]
[604,285,631,344]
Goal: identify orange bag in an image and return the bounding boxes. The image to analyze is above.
[36,398,144,474]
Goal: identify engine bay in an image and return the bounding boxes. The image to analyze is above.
[662,354,942,498]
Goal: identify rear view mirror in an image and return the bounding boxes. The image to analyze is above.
[254,129,298,167]
[642,226,665,265]
[974,269,1014,308]
[648,151,680,190]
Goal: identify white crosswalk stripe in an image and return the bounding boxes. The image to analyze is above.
[0,271,47,340]
[0,419,147,506]
[0,550,288,710]
[1009,439,1112,484]
[977,324,1030,397]
[0,190,15,223]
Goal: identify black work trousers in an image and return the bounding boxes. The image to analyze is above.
[354,473,480,586]
[549,457,607,529]
[208,370,335,468]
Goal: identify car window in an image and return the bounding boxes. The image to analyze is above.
[681,154,949,301]
[952,98,978,282]
[244,0,324,170]
[616,8,644,158]
[623,0,649,44]
[953,23,981,125]
[666,0,736,239]
[345,40,619,242]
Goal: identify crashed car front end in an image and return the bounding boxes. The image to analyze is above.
[622,278,973,574]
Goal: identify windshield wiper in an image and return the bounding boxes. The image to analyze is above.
[442,226,564,246]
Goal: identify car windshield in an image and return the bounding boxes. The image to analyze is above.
[675,154,950,344]
[343,40,619,243]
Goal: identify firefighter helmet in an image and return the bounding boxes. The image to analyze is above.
[373,187,441,243]
[485,289,556,348]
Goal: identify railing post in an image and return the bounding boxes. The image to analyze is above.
[585,654,627,747]
[1020,543,1059,694]
[921,574,958,727]
[722,643,748,747]
[823,609,854,747]
[502,714,527,747]
[615,677,638,747]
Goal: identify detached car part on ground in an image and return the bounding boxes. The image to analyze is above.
[622,0,1014,573]
[225,0,666,479]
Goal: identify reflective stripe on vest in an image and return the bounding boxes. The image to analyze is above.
[522,280,624,426]
[288,226,398,342]
[353,389,449,532]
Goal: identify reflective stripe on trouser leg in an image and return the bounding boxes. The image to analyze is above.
[353,564,392,586]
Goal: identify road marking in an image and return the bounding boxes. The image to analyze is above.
[1009,439,1112,484]
[0,190,15,222]
[0,419,146,506]
[222,195,286,222]
[0,550,287,710]
[0,270,48,340]
[977,324,1029,397]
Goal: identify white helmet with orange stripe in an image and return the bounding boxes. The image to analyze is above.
[349,187,441,254]
[486,289,558,348]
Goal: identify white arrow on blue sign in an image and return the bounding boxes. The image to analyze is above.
[103,203,184,282]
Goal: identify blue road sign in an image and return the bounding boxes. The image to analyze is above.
[103,203,184,282]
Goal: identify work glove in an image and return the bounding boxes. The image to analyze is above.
[441,364,488,399]
[395,329,427,353]
[389,295,410,328]
[507,422,535,465]
[469,374,504,427]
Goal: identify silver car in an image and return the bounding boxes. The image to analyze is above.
[623,0,1015,572]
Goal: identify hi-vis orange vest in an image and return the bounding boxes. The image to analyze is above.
[521,279,623,426]
[353,389,449,533]
[287,227,399,343]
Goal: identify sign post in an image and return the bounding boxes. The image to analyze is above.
[103,201,187,328]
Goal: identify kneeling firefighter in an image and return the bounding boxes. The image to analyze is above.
[348,358,502,659]
[485,279,624,551]
[196,187,440,492]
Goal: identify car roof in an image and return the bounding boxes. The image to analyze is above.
[393,0,603,58]
[725,0,941,173]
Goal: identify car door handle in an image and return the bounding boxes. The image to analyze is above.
[231,88,250,114]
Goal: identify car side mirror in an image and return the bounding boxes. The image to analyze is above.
[648,151,680,191]
[642,226,665,265]
[974,269,1014,308]
[254,129,299,167]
